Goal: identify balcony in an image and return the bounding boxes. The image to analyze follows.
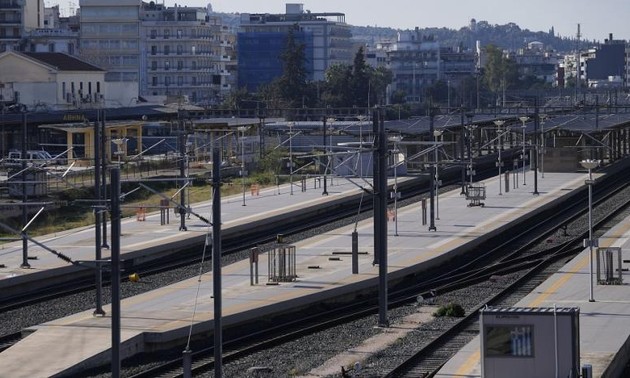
[0,2,21,10]
[0,18,20,25]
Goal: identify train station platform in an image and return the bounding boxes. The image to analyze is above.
[0,175,380,297]
[437,205,630,377]
[0,170,596,377]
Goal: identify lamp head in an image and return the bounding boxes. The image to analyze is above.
[580,159,599,170]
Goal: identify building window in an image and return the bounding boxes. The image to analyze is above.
[150,29,157,39]
[177,29,182,39]
[192,77,196,85]
[177,61,183,70]
[151,61,157,70]
[48,43,55,52]
[165,61,170,71]
[164,45,170,55]
[164,29,170,39]
[97,82,101,93]
[151,45,157,55]
[152,76,158,86]
[177,76,183,86]
[177,45,183,55]
[191,61,196,70]
[165,77,170,86]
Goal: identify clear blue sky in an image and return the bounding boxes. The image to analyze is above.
[51,0,629,42]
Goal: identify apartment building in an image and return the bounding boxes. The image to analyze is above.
[0,0,44,52]
[387,31,441,103]
[140,2,232,105]
[78,0,141,106]
[237,3,353,92]
[585,33,626,88]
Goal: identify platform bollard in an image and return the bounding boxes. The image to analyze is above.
[301,176,306,192]
[352,231,358,274]
[421,198,427,225]
[250,247,259,285]
[160,199,169,225]
[504,170,510,193]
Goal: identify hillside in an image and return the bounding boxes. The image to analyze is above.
[215,12,590,53]
[351,21,589,53]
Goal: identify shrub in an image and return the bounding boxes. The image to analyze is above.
[433,303,465,317]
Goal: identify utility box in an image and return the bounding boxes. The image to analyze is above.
[481,307,580,378]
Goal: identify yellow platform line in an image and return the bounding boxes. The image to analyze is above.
[455,252,590,376]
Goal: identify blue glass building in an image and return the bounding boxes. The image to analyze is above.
[237,31,314,92]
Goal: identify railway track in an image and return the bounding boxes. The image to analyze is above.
[122,167,630,377]
[0,161,499,355]
[383,171,630,377]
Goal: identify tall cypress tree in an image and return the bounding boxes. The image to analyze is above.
[276,26,309,108]
[351,46,371,107]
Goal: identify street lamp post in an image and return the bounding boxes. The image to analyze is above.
[493,120,506,195]
[288,122,294,195]
[581,159,599,302]
[540,114,547,178]
[322,117,335,196]
[466,124,477,187]
[433,129,443,219]
[238,126,248,206]
[322,118,328,195]
[519,116,529,185]
[357,115,368,178]
[329,124,334,186]
[389,135,402,236]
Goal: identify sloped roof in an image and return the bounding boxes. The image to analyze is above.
[21,52,104,72]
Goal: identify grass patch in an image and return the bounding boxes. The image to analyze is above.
[0,178,261,240]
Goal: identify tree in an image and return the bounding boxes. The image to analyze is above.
[322,64,353,107]
[482,45,518,106]
[369,66,393,107]
[274,26,309,108]
[351,46,371,107]
[322,48,392,108]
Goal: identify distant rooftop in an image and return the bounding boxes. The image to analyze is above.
[21,52,103,72]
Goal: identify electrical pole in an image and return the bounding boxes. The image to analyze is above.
[373,108,388,328]
[93,114,104,315]
[110,167,121,378]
